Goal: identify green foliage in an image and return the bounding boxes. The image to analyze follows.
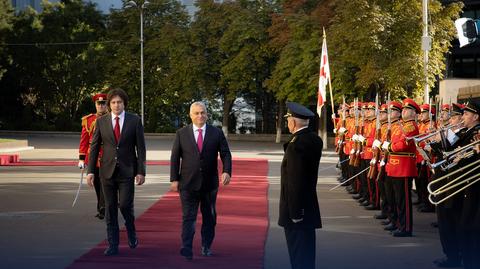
[329,0,463,101]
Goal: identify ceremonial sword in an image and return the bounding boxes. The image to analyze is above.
[72,169,84,207]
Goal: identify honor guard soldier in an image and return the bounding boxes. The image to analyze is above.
[431,103,465,268]
[372,104,390,220]
[383,99,419,237]
[279,102,323,269]
[456,101,480,269]
[78,93,108,219]
[439,104,451,128]
[363,102,379,209]
[416,104,436,212]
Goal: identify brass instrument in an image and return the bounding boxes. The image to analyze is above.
[406,122,463,143]
[429,140,480,171]
[427,158,480,205]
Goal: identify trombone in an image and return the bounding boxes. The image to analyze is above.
[429,139,480,171]
[427,158,480,205]
[406,122,464,143]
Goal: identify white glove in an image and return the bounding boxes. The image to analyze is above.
[424,144,431,152]
[382,141,390,150]
[78,160,85,169]
[331,114,336,120]
[338,127,347,134]
[372,139,382,149]
[292,218,303,223]
[370,158,376,165]
[333,128,337,134]
[380,160,386,166]
[350,149,355,155]
[358,135,366,143]
[352,134,359,141]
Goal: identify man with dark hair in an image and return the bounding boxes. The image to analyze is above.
[78,93,108,219]
[86,88,146,256]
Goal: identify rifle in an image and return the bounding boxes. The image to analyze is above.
[337,95,347,155]
[349,98,359,166]
[368,94,380,179]
[376,93,391,181]
[354,101,364,167]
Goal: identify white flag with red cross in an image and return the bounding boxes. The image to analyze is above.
[317,31,330,117]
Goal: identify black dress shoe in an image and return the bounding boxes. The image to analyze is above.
[384,223,397,231]
[365,204,380,210]
[431,221,439,228]
[180,247,193,260]
[419,206,435,213]
[128,237,138,249]
[360,200,370,207]
[201,246,213,257]
[97,213,104,220]
[374,213,387,219]
[380,220,391,226]
[392,230,412,237]
[104,245,119,256]
[433,257,461,267]
[352,194,362,200]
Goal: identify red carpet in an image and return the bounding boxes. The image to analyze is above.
[66,159,269,269]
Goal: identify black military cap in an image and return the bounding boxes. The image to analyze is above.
[284,102,315,119]
[451,103,465,116]
[463,101,480,116]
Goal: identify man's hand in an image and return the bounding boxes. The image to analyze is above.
[222,173,231,186]
[170,181,179,192]
[78,160,85,169]
[135,174,145,185]
[86,173,94,187]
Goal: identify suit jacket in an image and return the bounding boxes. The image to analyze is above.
[170,124,232,191]
[88,112,146,180]
[278,128,323,229]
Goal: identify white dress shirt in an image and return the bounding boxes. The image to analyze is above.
[111,111,125,132]
[193,124,206,143]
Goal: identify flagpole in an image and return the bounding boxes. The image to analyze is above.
[324,28,336,130]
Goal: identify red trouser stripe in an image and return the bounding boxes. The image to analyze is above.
[405,178,411,232]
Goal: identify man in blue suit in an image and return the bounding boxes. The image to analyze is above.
[170,101,232,260]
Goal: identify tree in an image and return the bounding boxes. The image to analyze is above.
[328,0,463,101]
[0,0,14,80]
[102,0,192,132]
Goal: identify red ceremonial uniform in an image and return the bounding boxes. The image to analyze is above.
[79,114,103,167]
[363,118,376,160]
[386,119,419,177]
[416,120,431,163]
[344,116,355,155]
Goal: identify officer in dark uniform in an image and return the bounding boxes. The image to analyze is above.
[456,101,480,269]
[278,102,323,269]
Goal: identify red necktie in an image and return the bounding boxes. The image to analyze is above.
[197,128,203,152]
[114,116,121,143]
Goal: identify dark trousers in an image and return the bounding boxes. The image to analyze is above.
[460,230,480,269]
[340,151,348,180]
[93,167,105,215]
[101,168,135,246]
[284,227,315,269]
[416,163,432,208]
[437,204,461,261]
[359,159,370,200]
[392,177,413,233]
[180,188,218,250]
[377,167,388,215]
[384,176,397,224]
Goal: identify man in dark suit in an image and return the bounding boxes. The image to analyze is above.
[86,88,146,256]
[170,101,232,260]
[279,102,323,269]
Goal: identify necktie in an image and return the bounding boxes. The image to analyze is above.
[114,116,121,143]
[197,128,203,152]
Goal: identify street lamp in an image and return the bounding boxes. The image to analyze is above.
[125,0,149,125]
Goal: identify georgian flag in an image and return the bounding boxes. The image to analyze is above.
[317,32,330,117]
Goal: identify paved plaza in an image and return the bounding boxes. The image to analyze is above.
[0,135,450,269]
